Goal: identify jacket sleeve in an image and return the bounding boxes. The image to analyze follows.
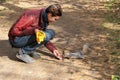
[44,41,57,53]
[11,15,36,37]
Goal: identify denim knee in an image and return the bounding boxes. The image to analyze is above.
[44,29,55,41]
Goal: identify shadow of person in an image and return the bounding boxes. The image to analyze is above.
[0,40,18,61]
[36,49,57,59]
[0,40,57,62]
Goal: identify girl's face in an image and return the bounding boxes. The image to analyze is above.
[47,13,60,22]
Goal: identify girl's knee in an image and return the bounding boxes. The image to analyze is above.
[45,29,55,41]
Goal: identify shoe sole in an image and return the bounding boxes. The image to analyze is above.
[16,53,35,63]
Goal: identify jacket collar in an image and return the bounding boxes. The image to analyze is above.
[42,9,49,23]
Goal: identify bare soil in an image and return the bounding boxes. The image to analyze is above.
[0,0,115,80]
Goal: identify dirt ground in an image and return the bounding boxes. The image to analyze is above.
[0,0,115,80]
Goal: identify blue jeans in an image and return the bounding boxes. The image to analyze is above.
[9,29,55,54]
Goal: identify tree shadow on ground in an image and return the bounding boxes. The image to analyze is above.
[0,40,57,62]
[0,2,26,12]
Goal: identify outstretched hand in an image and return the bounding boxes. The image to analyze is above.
[53,50,63,60]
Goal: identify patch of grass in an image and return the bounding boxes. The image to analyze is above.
[0,0,6,3]
[110,51,120,55]
[104,0,120,56]
[0,0,14,3]
[105,0,120,23]
[109,31,120,55]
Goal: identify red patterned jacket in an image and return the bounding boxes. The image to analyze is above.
[8,8,57,53]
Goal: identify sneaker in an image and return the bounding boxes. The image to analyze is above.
[16,49,35,63]
[29,52,40,59]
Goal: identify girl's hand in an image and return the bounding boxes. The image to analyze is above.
[35,29,40,33]
[53,50,63,60]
